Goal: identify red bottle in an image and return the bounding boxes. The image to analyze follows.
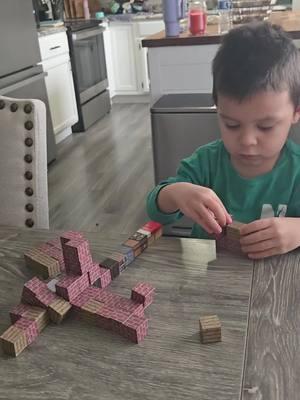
[189,0,207,35]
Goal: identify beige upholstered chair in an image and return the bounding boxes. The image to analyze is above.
[0,95,49,229]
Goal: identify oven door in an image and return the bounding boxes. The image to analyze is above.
[71,27,108,104]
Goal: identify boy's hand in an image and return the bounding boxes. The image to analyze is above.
[158,182,232,234]
[240,218,300,259]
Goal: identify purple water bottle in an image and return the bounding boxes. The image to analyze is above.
[163,0,184,37]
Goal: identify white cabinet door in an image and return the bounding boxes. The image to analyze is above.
[103,22,115,97]
[110,23,138,93]
[136,37,149,92]
[43,55,78,135]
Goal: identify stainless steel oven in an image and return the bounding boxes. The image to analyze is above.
[66,20,111,132]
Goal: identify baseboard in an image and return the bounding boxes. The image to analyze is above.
[112,94,150,104]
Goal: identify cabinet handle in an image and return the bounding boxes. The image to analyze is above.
[50,45,61,50]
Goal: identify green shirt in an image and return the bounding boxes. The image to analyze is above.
[146,139,300,238]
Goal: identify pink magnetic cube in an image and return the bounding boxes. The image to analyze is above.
[55,273,90,302]
[24,277,46,295]
[14,317,39,345]
[94,267,112,289]
[38,243,65,272]
[95,304,116,330]
[60,231,84,245]
[122,315,149,343]
[36,290,57,307]
[88,263,103,285]
[10,303,32,324]
[131,282,155,308]
[70,290,92,310]
[45,237,62,249]
[62,239,93,275]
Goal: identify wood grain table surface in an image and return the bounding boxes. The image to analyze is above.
[0,226,298,400]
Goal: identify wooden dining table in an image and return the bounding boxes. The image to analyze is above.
[0,226,299,400]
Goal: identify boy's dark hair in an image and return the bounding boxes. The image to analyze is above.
[212,22,300,108]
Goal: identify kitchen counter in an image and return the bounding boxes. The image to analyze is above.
[37,25,67,37]
[107,12,163,22]
[144,10,300,103]
[142,11,300,47]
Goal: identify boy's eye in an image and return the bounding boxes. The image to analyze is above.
[225,124,240,130]
[258,126,273,131]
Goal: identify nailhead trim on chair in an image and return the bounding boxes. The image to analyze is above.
[25,187,33,197]
[25,138,33,147]
[24,120,33,131]
[24,104,32,114]
[24,154,33,163]
[25,218,34,228]
[10,103,18,112]
[24,171,33,181]
[0,100,5,110]
[25,204,34,212]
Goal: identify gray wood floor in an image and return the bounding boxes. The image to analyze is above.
[48,103,154,234]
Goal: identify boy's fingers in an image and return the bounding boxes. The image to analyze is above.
[210,193,232,224]
[240,227,273,246]
[240,218,271,236]
[198,204,223,234]
[241,238,275,253]
[187,210,214,234]
[247,247,278,259]
[205,199,227,228]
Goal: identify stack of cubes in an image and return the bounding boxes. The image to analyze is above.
[1,221,162,356]
[71,282,155,343]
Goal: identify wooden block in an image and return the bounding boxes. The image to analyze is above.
[226,220,244,239]
[0,325,28,357]
[48,298,72,324]
[199,315,222,344]
[24,248,60,279]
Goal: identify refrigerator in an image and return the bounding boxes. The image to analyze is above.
[151,93,300,237]
[0,0,56,164]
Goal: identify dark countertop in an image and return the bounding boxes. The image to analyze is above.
[142,11,300,47]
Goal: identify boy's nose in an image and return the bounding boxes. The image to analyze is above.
[239,131,258,147]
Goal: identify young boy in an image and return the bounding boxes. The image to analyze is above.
[147,22,300,259]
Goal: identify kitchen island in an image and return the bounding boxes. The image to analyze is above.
[142,11,300,103]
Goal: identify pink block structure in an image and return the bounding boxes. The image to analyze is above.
[55,273,90,302]
[10,303,32,324]
[87,263,112,289]
[45,238,62,249]
[131,282,155,308]
[38,243,65,272]
[21,277,57,308]
[14,317,39,345]
[60,231,84,243]
[121,315,149,343]
[62,239,93,275]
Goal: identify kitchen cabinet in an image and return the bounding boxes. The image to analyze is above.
[107,19,164,97]
[39,31,78,143]
[109,23,139,93]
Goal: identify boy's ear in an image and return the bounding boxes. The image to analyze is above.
[293,107,300,124]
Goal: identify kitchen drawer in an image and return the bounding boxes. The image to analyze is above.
[135,20,164,37]
[39,31,69,61]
